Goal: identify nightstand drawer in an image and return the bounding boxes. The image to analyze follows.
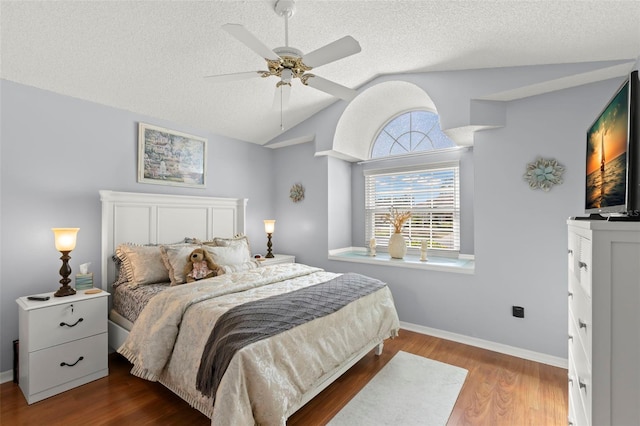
[28,333,107,395]
[28,297,107,351]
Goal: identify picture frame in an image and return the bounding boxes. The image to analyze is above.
[137,123,207,188]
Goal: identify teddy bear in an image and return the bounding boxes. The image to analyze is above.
[184,248,218,282]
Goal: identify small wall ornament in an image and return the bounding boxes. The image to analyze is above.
[524,157,565,192]
[289,183,305,203]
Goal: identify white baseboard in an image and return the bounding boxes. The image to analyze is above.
[400,321,568,369]
[0,369,14,384]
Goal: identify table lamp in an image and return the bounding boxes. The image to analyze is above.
[52,228,79,297]
[263,220,275,258]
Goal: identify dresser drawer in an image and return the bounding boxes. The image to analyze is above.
[569,288,592,359]
[571,331,592,425]
[28,333,107,395]
[568,311,577,349]
[568,347,590,426]
[569,376,589,426]
[568,232,579,276]
[28,297,107,351]
[577,237,592,297]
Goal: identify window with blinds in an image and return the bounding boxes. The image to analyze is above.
[365,163,460,251]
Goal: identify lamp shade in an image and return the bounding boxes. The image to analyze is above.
[263,220,275,234]
[52,228,79,251]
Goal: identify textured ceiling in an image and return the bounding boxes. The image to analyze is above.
[2,1,639,145]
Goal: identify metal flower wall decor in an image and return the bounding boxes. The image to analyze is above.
[524,157,565,192]
[289,183,305,202]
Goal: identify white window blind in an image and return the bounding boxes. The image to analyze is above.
[365,163,460,251]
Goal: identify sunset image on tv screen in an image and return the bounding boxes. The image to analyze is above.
[586,82,629,210]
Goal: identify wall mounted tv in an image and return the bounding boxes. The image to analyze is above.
[585,70,640,219]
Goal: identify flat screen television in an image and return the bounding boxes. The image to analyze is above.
[585,70,640,218]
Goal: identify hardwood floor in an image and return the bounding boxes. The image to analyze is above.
[1,329,567,425]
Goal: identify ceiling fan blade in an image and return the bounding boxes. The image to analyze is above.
[304,75,357,101]
[204,70,266,82]
[222,23,280,61]
[302,36,361,68]
[204,71,264,82]
[272,84,291,110]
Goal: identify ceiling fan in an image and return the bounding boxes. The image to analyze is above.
[205,0,361,109]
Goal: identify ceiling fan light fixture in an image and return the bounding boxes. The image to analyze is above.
[280,68,293,84]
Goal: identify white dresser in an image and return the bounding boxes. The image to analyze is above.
[567,219,640,426]
[16,290,109,404]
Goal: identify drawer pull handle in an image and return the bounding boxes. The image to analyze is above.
[568,291,573,298]
[568,249,573,255]
[579,378,587,391]
[568,334,573,342]
[578,261,588,270]
[60,318,84,328]
[579,319,587,330]
[60,356,84,367]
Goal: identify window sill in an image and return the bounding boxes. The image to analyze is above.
[328,247,475,274]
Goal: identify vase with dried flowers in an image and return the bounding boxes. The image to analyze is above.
[384,207,412,259]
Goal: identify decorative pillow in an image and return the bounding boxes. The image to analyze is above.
[160,243,202,286]
[216,260,261,275]
[114,244,169,288]
[111,254,129,288]
[203,243,251,267]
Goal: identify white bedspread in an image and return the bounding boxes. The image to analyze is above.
[118,263,400,425]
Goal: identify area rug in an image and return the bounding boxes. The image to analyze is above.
[328,351,468,426]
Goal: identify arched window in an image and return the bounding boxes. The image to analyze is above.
[371,110,456,158]
[365,110,460,252]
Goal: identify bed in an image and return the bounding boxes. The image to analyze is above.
[100,190,400,425]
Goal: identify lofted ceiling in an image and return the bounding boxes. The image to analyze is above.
[2,1,639,145]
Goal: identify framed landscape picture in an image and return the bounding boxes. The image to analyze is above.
[138,123,207,188]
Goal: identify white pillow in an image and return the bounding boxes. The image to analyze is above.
[203,244,251,266]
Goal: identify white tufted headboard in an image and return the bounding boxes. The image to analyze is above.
[100,190,247,292]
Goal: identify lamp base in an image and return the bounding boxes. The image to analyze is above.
[266,232,274,258]
[54,284,76,297]
[55,250,76,297]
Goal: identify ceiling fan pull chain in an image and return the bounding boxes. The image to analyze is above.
[280,85,284,131]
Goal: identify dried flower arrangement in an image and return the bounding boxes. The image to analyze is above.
[384,207,412,233]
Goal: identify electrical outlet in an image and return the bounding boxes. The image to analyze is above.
[512,306,525,318]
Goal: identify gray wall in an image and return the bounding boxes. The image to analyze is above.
[0,80,275,372]
[271,66,630,360]
[271,142,329,259]
[0,61,635,372]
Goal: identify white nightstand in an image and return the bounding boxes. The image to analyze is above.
[16,290,109,404]
[259,254,295,266]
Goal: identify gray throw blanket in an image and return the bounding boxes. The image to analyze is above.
[196,272,386,402]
